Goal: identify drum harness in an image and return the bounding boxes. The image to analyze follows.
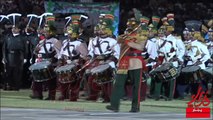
[92,37,112,59]
[35,39,56,59]
[63,40,80,60]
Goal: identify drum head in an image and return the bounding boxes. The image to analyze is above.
[181,66,200,73]
[91,64,110,74]
[154,63,172,72]
[55,64,76,73]
[29,61,51,71]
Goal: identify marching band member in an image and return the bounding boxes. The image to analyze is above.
[57,15,88,101]
[86,14,120,102]
[184,20,210,95]
[123,16,150,102]
[153,15,178,101]
[184,21,210,70]
[106,15,147,112]
[30,14,62,100]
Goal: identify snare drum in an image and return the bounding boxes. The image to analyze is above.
[150,63,178,82]
[181,66,202,84]
[29,61,55,82]
[90,64,114,84]
[54,64,78,83]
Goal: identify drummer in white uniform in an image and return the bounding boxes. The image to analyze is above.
[183,20,210,96]
[56,14,88,101]
[30,15,62,100]
[85,14,120,102]
[153,14,179,101]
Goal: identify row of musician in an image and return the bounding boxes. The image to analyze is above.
[26,23,213,102]
[2,18,213,102]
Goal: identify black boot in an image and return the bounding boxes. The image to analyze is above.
[29,94,43,100]
[129,107,140,113]
[106,105,119,112]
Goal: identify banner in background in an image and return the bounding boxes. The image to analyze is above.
[44,1,119,36]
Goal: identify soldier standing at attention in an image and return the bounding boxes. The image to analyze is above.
[2,13,28,90]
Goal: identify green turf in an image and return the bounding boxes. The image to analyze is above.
[0,89,212,113]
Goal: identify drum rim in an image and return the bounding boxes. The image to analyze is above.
[90,64,110,73]
[181,65,200,73]
[29,61,51,70]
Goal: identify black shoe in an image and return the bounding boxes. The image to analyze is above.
[102,100,110,103]
[129,108,140,113]
[147,94,153,99]
[106,105,119,112]
[122,96,128,101]
[178,96,184,100]
[57,96,65,101]
[29,95,43,100]
[86,97,97,101]
[44,97,55,100]
[155,97,160,101]
[164,97,172,101]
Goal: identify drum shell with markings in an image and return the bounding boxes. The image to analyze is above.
[55,64,78,83]
[150,63,178,82]
[90,64,114,84]
[29,61,56,82]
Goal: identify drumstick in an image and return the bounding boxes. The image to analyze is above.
[76,58,96,73]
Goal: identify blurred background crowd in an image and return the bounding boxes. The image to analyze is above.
[0,0,213,35]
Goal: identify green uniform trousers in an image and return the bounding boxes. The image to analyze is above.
[110,68,142,110]
[154,79,176,99]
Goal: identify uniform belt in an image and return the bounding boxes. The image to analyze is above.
[38,53,52,59]
[62,55,80,60]
[94,54,111,60]
[9,50,21,54]
[125,53,142,56]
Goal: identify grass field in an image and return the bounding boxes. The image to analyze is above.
[0,89,212,113]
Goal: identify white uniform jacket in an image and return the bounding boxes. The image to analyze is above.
[87,36,120,68]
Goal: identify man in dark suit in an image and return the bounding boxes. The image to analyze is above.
[2,23,28,90]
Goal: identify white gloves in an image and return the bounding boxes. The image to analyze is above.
[24,59,27,63]
[2,58,6,64]
[66,60,72,64]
